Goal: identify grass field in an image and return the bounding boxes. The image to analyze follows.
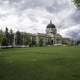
[0,46,80,80]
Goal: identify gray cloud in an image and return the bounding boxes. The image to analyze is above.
[66,30,80,40]
[0,0,71,13]
[0,0,80,40]
[71,10,80,24]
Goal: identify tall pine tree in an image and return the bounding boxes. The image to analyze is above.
[9,29,14,46]
[5,27,10,46]
[0,29,3,46]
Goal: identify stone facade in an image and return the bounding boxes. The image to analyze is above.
[35,21,62,46]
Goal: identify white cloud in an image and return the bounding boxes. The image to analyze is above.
[0,0,80,40]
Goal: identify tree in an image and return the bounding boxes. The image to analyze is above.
[1,36,7,46]
[73,0,80,8]
[0,29,9,46]
[31,36,36,46]
[9,29,14,46]
[0,30,3,45]
[16,31,23,45]
[76,40,80,46]
[24,35,32,46]
[5,27,10,46]
[39,37,43,46]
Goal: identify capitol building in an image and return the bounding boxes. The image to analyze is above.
[0,20,74,48]
[35,20,62,46]
[13,20,63,47]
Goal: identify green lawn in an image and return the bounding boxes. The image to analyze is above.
[0,46,80,80]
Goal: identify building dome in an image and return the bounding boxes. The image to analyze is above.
[47,20,56,28]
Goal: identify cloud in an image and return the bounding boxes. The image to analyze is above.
[0,0,80,40]
[71,10,80,24]
[60,24,80,40]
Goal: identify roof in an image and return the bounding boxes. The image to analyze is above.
[47,20,56,28]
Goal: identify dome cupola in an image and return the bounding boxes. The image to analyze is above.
[46,20,57,34]
[47,20,56,28]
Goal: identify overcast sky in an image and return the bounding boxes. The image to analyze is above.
[0,0,80,40]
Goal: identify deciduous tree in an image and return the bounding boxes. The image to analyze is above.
[73,0,80,8]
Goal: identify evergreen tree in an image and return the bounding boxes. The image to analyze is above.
[76,40,80,46]
[5,27,10,46]
[9,29,14,46]
[16,31,23,45]
[0,30,3,45]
